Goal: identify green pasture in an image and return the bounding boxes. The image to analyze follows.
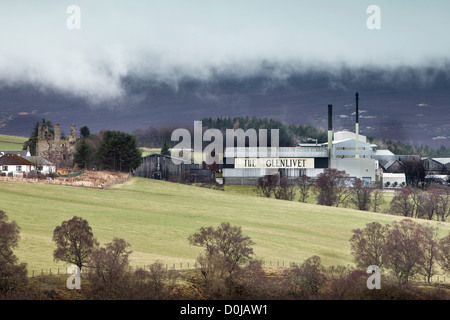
[0,134,27,151]
[0,177,448,275]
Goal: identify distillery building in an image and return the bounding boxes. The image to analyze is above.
[222,93,382,185]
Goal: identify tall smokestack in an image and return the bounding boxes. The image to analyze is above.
[328,104,333,159]
[355,92,360,159]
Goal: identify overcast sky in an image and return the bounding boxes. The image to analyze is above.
[0,0,449,102]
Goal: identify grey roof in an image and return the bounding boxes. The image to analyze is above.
[142,153,192,164]
[0,150,28,157]
[433,158,450,165]
[383,160,397,170]
[23,156,54,166]
[373,149,395,156]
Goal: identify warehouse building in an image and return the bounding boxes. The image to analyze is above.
[222,93,390,186]
[134,153,215,182]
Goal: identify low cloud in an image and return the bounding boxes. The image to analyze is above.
[0,1,449,106]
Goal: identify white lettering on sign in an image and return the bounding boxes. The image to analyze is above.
[235,158,314,169]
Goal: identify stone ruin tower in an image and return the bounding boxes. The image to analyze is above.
[37,124,77,168]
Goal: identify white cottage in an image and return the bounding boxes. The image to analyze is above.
[0,153,34,177]
[23,156,56,174]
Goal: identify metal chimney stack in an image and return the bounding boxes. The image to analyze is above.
[355,92,360,159]
[328,104,333,159]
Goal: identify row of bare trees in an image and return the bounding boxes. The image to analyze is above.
[51,216,178,299]
[350,219,450,284]
[255,169,386,212]
[254,169,450,222]
[390,185,450,221]
[2,212,450,299]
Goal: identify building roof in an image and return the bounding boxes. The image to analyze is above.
[373,149,395,156]
[23,156,54,166]
[433,158,450,165]
[0,150,29,157]
[142,153,192,164]
[333,131,367,143]
[383,160,397,170]
[0,153,34,166]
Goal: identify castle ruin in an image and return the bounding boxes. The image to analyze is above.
[37,124,77,168]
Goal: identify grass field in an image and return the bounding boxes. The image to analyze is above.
[1,176,449,275]
[0,134,27,151]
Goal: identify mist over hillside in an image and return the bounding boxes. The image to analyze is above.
[0,2,449,149]
[0,61,449,149]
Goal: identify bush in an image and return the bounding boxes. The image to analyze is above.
[188,222,255,297]
[86,238,132,299]
[288,256,326,298]
[0,210,28,294]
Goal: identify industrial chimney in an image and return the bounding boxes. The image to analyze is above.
[328,104,333,159]
[355,92,360,159]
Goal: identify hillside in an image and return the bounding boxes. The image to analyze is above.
[1,177,449,275]
[0,134,27,151]
[1,64,450,150]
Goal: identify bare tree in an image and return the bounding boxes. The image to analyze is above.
[297,175,312,203]
[438,232,450,276]
[410,188,424,218]
[288,255,326,298]
[350,222,390,269]
[350,179,372,211]
[315,168,351,207]
[390,187,414,217]
[372,187,385,213]
[188,222,255,293]
[429,185,450,222]
[383,219,428,283]
[254,174,278,198]
[418,190,440,220]
[0,210,28,293]
[87,238,132,299]
[421,225,440,283]
[273,177,296,201]
[53,216,99,272]
[401,158,425,186]
[130,261,178,299]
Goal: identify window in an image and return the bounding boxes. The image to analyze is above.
[2,166,7,171]
[16,166,22,171]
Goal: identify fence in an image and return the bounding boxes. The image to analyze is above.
[30,260,296,277]
[28,261,450,284]
[100,173,131,189]
[0,172,131,189]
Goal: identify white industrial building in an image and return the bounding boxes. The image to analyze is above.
[222,130,380,185]
[222,93,405,187]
